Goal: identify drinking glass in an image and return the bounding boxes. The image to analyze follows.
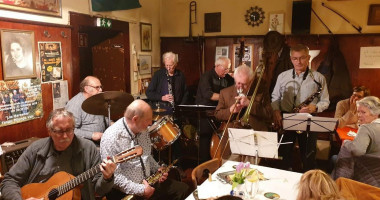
[245,170,259,199]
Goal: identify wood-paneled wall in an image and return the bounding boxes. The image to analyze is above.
[161,34,380,105]
[0,18,72,143]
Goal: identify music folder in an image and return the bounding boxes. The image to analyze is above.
[228,128,279,159]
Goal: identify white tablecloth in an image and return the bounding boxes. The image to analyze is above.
[186,161,303,200]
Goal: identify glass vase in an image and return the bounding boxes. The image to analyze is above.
[231,183,245,198]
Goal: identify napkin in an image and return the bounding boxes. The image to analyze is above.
[347,131,357,137]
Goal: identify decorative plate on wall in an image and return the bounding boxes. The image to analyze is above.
[245,6,265,27]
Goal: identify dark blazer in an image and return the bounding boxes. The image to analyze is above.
[146,68,188,105]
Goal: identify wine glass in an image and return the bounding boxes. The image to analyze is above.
[245,170,260,199]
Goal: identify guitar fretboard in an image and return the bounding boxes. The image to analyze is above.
[58,165,102,195]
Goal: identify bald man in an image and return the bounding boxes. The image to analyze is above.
[66,76,108,142]
[101,100,188,199]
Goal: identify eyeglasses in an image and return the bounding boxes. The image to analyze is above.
[291,56,309,62]
[86,85,103,90]
[51,128,74,136]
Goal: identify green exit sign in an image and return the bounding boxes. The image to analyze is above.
[96,18,112,28]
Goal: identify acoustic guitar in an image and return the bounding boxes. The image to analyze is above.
[21,145,143,200]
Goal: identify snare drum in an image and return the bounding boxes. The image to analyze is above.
[148,116,181,150]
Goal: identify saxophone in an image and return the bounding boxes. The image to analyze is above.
[122,159,178,200]
[166,71,175,113]
[293,79,322,113]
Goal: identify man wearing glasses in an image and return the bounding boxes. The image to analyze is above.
[271,44,330,172]
[66,76,107,143]
[0,109,116,200]
[195,57,234,162]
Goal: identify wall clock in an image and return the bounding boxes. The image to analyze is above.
[245,6,265,27]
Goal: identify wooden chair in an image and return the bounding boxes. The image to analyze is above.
[191,158,221,191]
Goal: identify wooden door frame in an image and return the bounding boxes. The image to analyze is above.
[69,12,131,96]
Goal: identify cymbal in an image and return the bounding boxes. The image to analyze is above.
[153,108,167,113]
[82,91,134,116]
[153,115,163,121]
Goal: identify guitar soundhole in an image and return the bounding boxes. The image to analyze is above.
[48,188,59,200]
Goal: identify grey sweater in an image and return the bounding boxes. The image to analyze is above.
[0,136,114,200]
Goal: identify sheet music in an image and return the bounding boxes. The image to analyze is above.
[283,113,337,132]
[255,131,278,159]
[283,113,311,131]
[310,116,338,132]
[228,128,278,159]
[229,128,257,156]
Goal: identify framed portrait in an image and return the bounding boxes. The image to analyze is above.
[1,29,36,80]
[232,44,254,70]
[0,0,62,17]
[368,4,380,25]
[268,12,284,34]
[215,46,229,61]
[139,55,152,75]
[151,67,160,75]
[140,23,152,51]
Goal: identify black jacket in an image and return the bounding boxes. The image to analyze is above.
[146,68,188,105]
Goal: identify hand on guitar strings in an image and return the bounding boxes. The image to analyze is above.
[101,158,117,180]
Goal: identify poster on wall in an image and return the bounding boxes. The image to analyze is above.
[233,44,253,70]
[359,46,380,68]
[0,79,43,127]
[38,42,63,82]
[52,80,69,110]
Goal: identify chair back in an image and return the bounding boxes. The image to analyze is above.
[191,158,221,190]
[336,177,380,200]
[353,154,380,187]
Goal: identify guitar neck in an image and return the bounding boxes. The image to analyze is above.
[56,165,102,196]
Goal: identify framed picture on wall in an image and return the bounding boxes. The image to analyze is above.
[268,12,284,34]
[139,55,152,75]
[151,67,160,75]
[1,29,36,80]
[0,0,62,17]
[232,44,254,70]
[140,23,152,51]
[215,46,229,61]
[368,4,380,25]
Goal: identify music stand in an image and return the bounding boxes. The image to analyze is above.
[282,113,338,166]
[283,113,337,133]
[228,128,279,165]
[177,104,216,164]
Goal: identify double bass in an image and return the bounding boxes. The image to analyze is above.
[210,49,266,162]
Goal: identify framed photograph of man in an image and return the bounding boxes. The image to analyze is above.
[1,29,36,80]
[0,0,62,17]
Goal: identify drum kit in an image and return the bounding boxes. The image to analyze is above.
[82,92,182,152]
